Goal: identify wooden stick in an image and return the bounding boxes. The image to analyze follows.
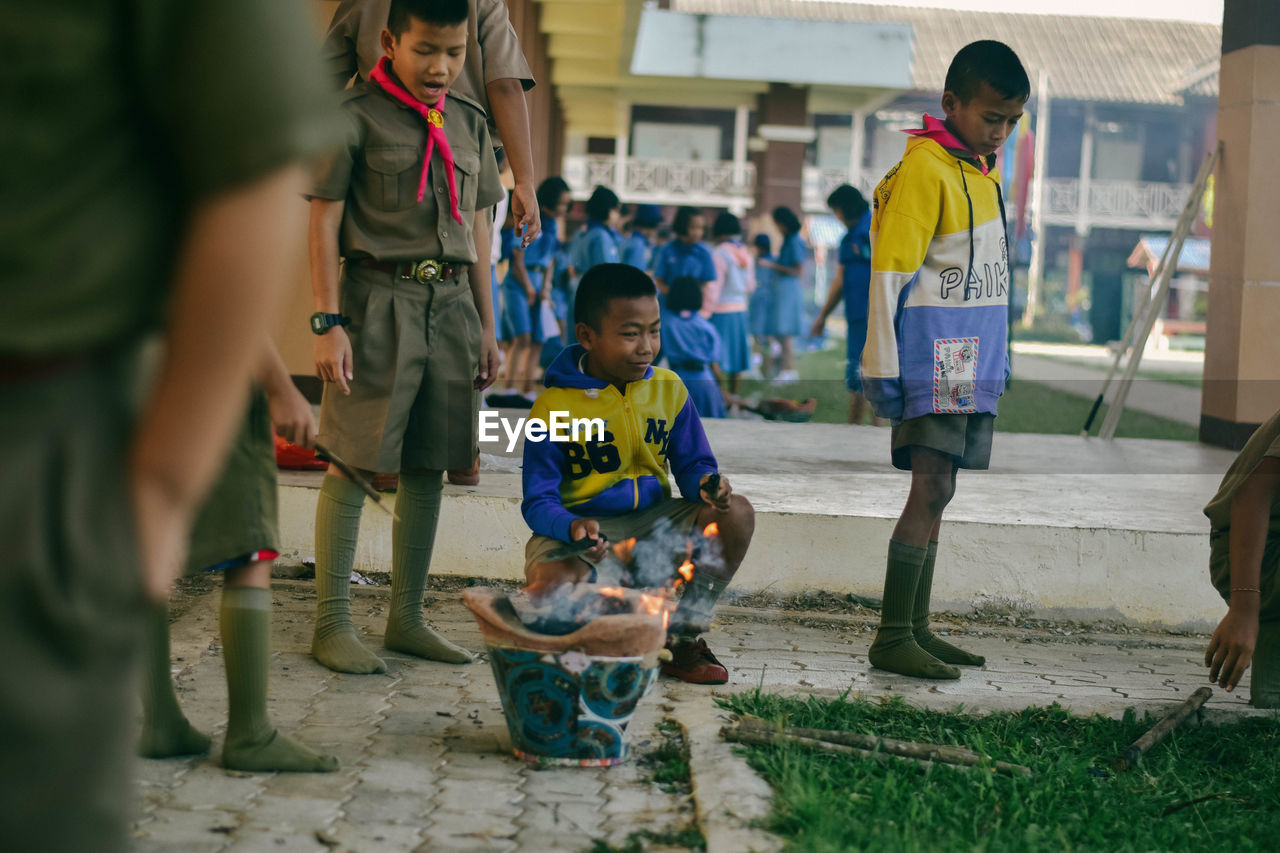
[724,719,1032,777]
[722,725,935,770]
[1112,686,1212,773]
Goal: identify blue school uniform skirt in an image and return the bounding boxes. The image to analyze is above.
[749,284,772,339]
[674,367,726,419]
[709,311,750,374]
[768,273,803,337]
[491,264,504,341]
[500,268,545,339]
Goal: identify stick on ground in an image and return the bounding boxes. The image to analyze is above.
[1112,686,1212,773]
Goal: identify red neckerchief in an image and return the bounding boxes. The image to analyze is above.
[904,113,991,175]
[369,57,463,224]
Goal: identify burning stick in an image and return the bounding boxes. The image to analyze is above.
[724,718,1032,777]
[1111,686,1212,773]
[315,443,400,521]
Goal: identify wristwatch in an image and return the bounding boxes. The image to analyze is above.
[310,312,350,335]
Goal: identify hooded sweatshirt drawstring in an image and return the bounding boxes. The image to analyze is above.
[956,160,1010,298]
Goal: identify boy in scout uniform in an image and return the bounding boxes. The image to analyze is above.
[308,0,505,674]
[139,345,339,773]
[0,2,335,849]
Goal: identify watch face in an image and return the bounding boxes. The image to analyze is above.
[311,314,327,333]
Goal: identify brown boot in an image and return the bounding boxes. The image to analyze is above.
[447,456,480,486]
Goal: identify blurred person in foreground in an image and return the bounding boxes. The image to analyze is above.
[0,2,336,850]
[1204,407,1280,707]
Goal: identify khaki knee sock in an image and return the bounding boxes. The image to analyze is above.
[221,587,338,772]
[312,474,386,674]
[912,541,985,667]
[868,540,959,680]
[384,471,473,664]
[138,603,211,757]
[1252,621,1280,709]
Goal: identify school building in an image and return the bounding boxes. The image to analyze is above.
[291,0,1277,446]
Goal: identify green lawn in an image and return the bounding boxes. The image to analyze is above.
[722,691,1280,853]
[746,346,1197,441]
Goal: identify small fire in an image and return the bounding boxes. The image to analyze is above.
[612,537,638,564]
[638,592,666,616]
[703,522,719,537]
[598,586,627,598]
[676,560,695,583]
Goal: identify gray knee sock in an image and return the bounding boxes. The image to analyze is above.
[912,541,984,666]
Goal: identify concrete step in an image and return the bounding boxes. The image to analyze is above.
[278,420,1238,630]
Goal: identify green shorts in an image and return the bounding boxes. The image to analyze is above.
[186,386,279,574]
[0,349,146,853]
[319,262,482,473]
[891,413,995,471]
[1209,529,1280,620]
[524,497,705,580]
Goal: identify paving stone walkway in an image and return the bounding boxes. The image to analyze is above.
[133,580,1272,852]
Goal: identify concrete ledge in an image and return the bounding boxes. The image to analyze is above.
[278,420,1239,630]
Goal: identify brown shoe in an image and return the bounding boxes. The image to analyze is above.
[447,457,480,486]
[660,637,729,685]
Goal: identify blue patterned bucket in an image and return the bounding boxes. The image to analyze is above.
[486,646,659,767]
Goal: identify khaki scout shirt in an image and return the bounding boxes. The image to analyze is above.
[321,0,535,145]
[1205,408,1280,539]
[0,0,338,357]
[310,80,506,264]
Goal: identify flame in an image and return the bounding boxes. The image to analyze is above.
[676,560,695,583]
[639,592,666,616]
[662,610,670,631]
[598,586,627,599]
[612,537,637,563]
[704,522,719,537]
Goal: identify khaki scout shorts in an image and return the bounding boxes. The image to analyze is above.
[319,262,482,473]
[0,350,146,853]
[524,497,705,580]
[891,412,995,471]
[1210,529,1280,620]
[185,386,279,573]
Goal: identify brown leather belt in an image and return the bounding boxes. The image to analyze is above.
[355,257,462,284]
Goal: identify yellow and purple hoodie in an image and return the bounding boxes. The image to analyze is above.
[861,115,1010,422]
[522,344,718,542]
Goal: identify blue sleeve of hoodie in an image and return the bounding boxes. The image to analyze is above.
[668,396,718,501]
[521,433,578,542]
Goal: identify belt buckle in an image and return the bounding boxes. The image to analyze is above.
[412,259,442,284]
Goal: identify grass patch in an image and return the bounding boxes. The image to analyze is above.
[741,346,1198,441]
[720,691,1280,852]
[646,720,694,790]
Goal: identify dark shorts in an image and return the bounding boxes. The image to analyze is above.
[1210,529,1280,620]
[186,386,280,574]
[891,413,995,471]
[0,349,146,853]
[524,497,705,580]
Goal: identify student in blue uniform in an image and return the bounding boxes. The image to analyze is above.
[568,185,623,311]
[749,233,775,378]
[758,206,806,382]
[501,176,569,398]
[707,212,754,398]
[811,184,880,425]
[653,207,717,300]
[622,204,664,271]
[662,276,727,419]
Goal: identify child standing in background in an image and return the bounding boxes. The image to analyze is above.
[812,184,879,425]
[622,204,664,271]
[749,233,775,379]
[500,176,569,399]
[662,276,727,419]
[707,212,754,399]
[653,206,717,300]
[759,206,806,383]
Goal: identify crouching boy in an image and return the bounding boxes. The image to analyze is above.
[521,264,754,684]
[1204,407,1280,707]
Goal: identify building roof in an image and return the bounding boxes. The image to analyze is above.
[671,0,1221,105]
